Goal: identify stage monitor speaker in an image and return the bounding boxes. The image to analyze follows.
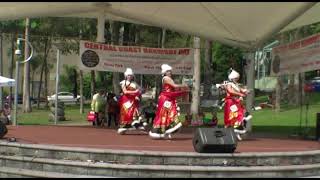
[193,127,237,153]
[0,121,7,139]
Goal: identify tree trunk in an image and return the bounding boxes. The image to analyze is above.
[37,37,49,109]
[275,77,282,112]
[134,25,140,45]
[79,70,84,114]
[157,29,162,48]
[9,33,15,108]
[44,37,51,109]
[300,73,305,105]
[73,69,77,98]
[185,35,191,47]
[161,28,166,49]
[0,34,3,109]
[37,62,44,109]
[123,23,130,46]
[44,55,49,108]
[191,36,201,116]
[203,40,213,99]
[23,17,31,112]
[91,70,96,98]
[111,21,120,95]
[79,27,84,114]
[31,71,35,101]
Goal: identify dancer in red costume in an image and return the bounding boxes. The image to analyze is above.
[224,68,252,140]
[117,68,146,135]
[149,64,189,139]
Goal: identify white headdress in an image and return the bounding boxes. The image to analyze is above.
[124,68,134,77]
[161,64,172,74]
[228,69,240,81]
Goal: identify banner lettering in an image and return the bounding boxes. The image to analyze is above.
[79,40,194,75]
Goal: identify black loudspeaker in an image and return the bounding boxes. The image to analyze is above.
[0,121,8,139]
[193,127,237,153]
[316,113,320,141]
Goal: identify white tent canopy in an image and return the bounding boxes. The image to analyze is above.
[0,2,319,49]
[0,76,15,87]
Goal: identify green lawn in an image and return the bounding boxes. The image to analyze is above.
[15,92,320,137]
[251,92,320,136]
[16,104,91,125]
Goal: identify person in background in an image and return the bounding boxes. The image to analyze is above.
[107,92,119,128]
[211,111,218,127]
[203,111,218,127]
[149,64,189,139]
[91,89,106,127]
[1,103,11,125]
[184,110,192,127]
[191,110,204,126]
[259,94,275,109]
[142,100,157,125]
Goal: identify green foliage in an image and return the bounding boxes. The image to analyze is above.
[211,42,244,83]
[83,73,93,98]
[96,71,113,93]
[139,26,161,47]
[0,19,25,35]
[60,64,77,92]
[165,31,190,48]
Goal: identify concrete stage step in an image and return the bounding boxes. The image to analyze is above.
[0,166,112,178]
[0,141,320,177]
[0,141,320,167]
[0,153,320,178]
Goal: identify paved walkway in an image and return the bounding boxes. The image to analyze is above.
[4,125,320,153]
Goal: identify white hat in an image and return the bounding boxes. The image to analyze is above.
[228,69,240,81]
[124,68,134,77]
[161,64,172,74]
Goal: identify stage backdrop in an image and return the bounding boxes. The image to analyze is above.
[79,40,194,75]
[271,33,320,76]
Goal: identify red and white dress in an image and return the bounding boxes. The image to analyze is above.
[224,82,245,128]
[152,77,188,134]
[118,80,141,128]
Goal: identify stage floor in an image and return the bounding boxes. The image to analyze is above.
[4,125,320,153]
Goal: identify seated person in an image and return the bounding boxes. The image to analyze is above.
[184,110,192,126]
[142,100,157,124]
[191,111,204,126]
[203,111,218,127]
[259,94,275,109]
[1,103,11,125]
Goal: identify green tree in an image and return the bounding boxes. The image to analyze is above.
[211,42,244,83]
